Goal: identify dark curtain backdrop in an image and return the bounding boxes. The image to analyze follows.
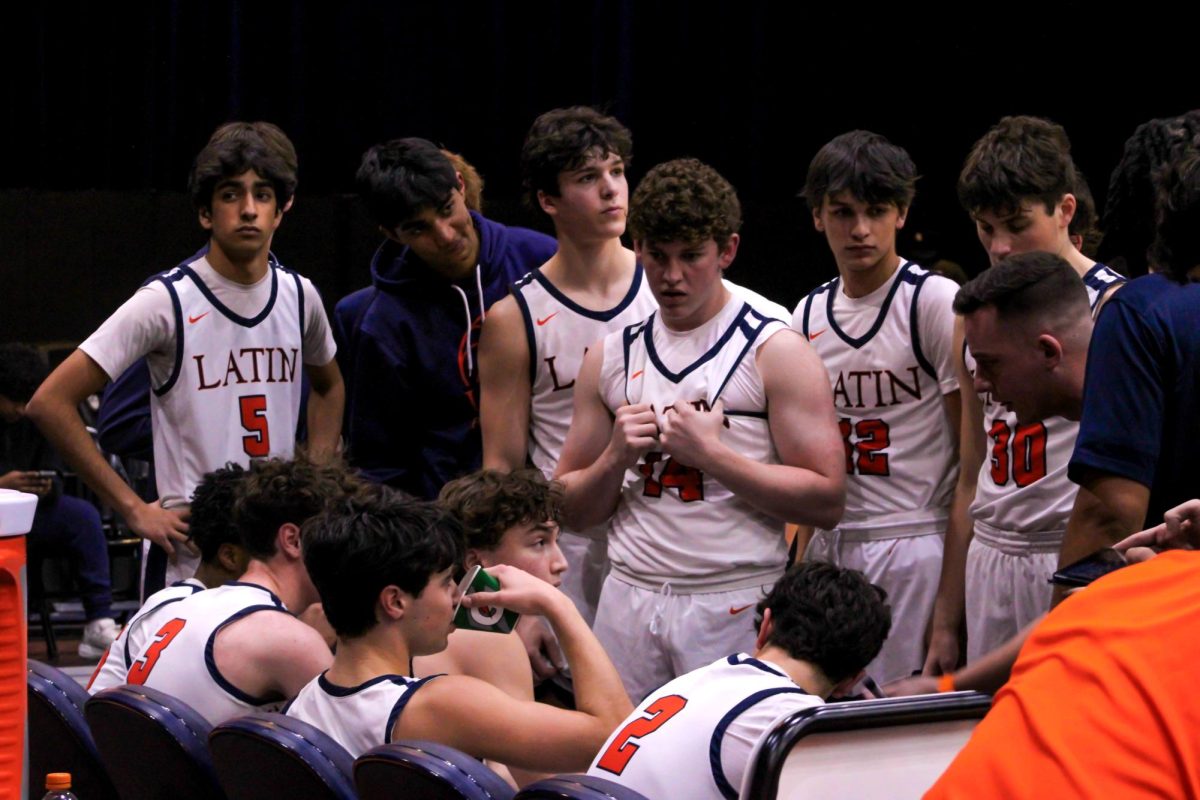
[3,1,1196,343]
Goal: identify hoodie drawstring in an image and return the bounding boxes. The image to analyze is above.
[452,262,486,376]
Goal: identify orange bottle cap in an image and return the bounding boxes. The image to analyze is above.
[45,773,72,790]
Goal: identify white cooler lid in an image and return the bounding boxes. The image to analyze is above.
[0,488,38,537]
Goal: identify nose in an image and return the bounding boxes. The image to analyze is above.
[434,217,457,246]
[851,214,870,239]
[988,233,1012,262]
[972,372,992,395]
[240,194,259,219]
[549,542,569,576]
[600,172,619,198]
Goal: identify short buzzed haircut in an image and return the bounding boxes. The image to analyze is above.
[953,251,1089,324]
[802,130,918,211]
[958,116,1077,215]
[629,158,741,248]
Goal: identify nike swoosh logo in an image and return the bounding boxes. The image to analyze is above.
[729,604,754,615]
[808,329,825,341]
[188,311,211,324]
[630,370,644,380]
[536,312,559,326]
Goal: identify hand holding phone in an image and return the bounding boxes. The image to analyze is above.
[1050,548,1129,588]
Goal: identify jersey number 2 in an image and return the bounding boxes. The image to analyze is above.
[239,394,271,457]
[127,618,186,685]
[839,418,891,476]
[988,421,1048,487]
[595,695,688,775]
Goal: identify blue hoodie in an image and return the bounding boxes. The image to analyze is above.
[337,211,556,499]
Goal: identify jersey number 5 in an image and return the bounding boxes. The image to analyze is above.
[239,394,271,457]
[839,418,891,476]
[987,421,1048,487]
[595,695,688,775]
[127,618,186,685]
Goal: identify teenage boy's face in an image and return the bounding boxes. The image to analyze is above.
[541,151,628,240]
[390,176,480,281]
[404,565,460,656]
[637,236,738,331]
[201,169,283,259]
[474,519,567,588]
[972,196,1074,266]
[813,191,906,276]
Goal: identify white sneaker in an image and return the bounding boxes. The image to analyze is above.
[78,617,120,660]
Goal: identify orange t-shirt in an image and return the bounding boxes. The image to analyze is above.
[927,550,1200,799]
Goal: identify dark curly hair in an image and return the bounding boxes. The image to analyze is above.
[755,562,890,684]
[1151,145,1200,284]
[958,115,1076,215]
[438,469,562,551]
[802,130,918,211]
[188,121,298,213]
[628,158,741,248]
[303,490,465,638]
[0,343,47,403]
[188,463,247,563]
[521,106,632,210]
[1069,171,1102,259]
[233,456,366,559]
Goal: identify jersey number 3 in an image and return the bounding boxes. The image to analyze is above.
[239,394,271,457]
[127,618,186,685]
[988,421,1048,487]
[839,418,891,476]
[595,695,688,775]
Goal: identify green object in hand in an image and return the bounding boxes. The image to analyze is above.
[453,566,521,633]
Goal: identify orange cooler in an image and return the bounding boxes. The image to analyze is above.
[0,488,37,800]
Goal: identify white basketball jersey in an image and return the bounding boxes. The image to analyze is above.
[966,263,1126,539]
[588,654,821,800]
[151,261,306,509]
[599,288,790,591]
[88,578,204,694]
[512,264,657,477]
[794,261,958,537]
[285,672,438,757]
[128,581,291,723]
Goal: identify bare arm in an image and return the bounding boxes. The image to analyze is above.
[925,323,981,675]
[1053,473,1150,606]
[555,341,657,530]
[26,350,191,554]
[217,612,333,701]
[660,331,845,529]
[304,358,344,463]
[479,296,532,471]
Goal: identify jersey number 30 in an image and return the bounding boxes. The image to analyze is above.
[127,618,186,685]
[239,394,271,457]
[595,695,688,775]
[988,421,1047,487]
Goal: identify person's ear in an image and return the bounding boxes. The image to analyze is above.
[754,607,773,651]
[1037,333,1064,370]
[718,233,741,270]
[277,522,302,559]
[378,585,406,622]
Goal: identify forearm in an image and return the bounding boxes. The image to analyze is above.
[1060,477,1148,566]
[929,476,977,636]
[542,591,632,728]
[305,379,344,463]
[951,617,1037,694]
[557,447,627,530]
[699,441,843,530]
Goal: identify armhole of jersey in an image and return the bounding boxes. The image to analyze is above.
[709,687,811,800]
[154,276,185,397]
[621,321,644,406]
[292,271,305,341]
[908,271,938,381]
[384,675,440,744]
[204,604,295,706]
[510,285,538,385]
[122,590,200,669]
[712,307,769,404]
[800,293,815,339]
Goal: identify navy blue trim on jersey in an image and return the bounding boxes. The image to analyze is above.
[528,263,649,322]
[227,580,287,607]
[121,587,204,669]
[291,271,305,341]
[620,319,649,405]
[712,307,777,402]
[709,686,812,800]
[908,269,939,380]
[725,410,768,419]
[510,278,539,385]
[643,303,751,384]
[316,672,416,697]
[1082,262,1126,311]
[384,675,440,744]
[179,263,280,327]
[204,602,293,706]
[824,261,912,349]
[154,271,189,397]
[726,653,789,677]
[799,281,835,340]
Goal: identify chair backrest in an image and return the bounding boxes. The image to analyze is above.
[355,740,515,800]
[85,684,224,800]
[27,659,118,800]
[742,691,992,800]
[515,774,651,800]
[209,712,357,800]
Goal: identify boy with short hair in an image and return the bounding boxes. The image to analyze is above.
[480,107,656,631]
[793,130,960,683]
[555,158,845,701]
[286,490,632,772]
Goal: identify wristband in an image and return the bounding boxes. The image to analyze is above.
[937,673,956,693]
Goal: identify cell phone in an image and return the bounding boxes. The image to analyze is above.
[453,566,521,634]
[1050,548,1129,588]
[31,470,58,478]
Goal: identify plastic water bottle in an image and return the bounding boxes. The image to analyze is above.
[42,772,79,799]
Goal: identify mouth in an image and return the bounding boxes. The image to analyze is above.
[603,206,624,216]
[846,245,874,255]
[236,226,261,235]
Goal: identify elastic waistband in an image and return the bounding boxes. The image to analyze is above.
[972,520,1063,552]
[608,564,783,595]
[816,526,944,543]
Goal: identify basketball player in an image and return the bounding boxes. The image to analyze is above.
[338,138,556,500]
[27,122,344,585]
[480,107,655,637]
[793,130,960,684]
[123,457,360,723]
[87,462,250,693]
[286,491,632,772]
[925,116,1125,671]
[555,158,846,702]
[587,562,890,799]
